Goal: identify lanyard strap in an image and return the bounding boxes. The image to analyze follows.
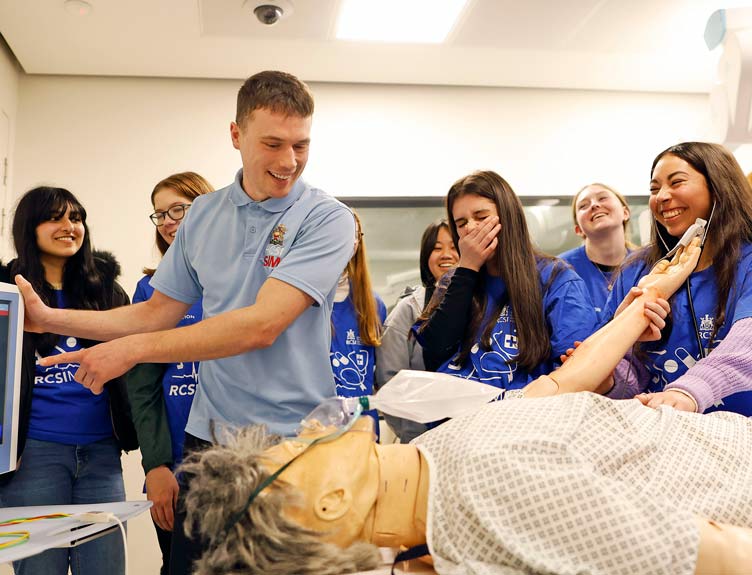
[391,544,430,574]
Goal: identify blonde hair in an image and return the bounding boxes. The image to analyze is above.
[571,182,631,242]
[346,210,382,346]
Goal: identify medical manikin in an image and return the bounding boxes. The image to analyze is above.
[180,236,752,575]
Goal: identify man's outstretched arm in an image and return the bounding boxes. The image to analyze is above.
[15,274,190,340]
[37,277,314,394]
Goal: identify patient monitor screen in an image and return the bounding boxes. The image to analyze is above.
[0,300,11,444]
[0,285,24,475]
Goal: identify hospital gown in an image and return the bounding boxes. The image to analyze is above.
[414,392,752,574]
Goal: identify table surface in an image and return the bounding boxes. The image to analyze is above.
[0,501,151,564]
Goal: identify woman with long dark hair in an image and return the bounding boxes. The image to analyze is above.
[126,172,213,574]
[0,186,137,575]
[417,170,598,394]
[604,142,752,415]
[376,219,458,441]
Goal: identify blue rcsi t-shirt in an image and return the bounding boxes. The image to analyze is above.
[27,291,112,445]
[603,242,752,416]
[330,291,387,430]
[134,274,202,463]
[559,245,629,318]
[438,260,598,397]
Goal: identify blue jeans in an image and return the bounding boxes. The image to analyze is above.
[0,437,126,575]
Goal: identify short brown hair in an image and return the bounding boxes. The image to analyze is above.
[236,70,314,126]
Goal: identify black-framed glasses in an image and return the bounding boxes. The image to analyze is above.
[149,203,191,227]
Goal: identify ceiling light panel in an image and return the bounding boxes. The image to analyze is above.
[336,0,468,43]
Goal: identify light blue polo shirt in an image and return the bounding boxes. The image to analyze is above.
[152,169,356,440]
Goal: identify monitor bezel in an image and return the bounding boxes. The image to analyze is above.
[0,281,24,475]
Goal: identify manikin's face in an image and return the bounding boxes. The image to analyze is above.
[650,154,712,238]
[152,186,191,247]
[427,226,459,281]
[230,108,312,202]
[452,193,499,238]
[262,417,379,547]
[35,204,85,264]
[574,185,629,239]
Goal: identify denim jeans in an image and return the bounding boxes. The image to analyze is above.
[0,437,126,575]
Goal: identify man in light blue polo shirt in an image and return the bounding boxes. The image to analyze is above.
[15,70,356,575]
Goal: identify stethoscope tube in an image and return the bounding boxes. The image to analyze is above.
[654,202,716,361]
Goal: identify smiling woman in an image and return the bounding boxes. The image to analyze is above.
[0,186,137,575]
[559,183,632,316]
[603,141,752,416]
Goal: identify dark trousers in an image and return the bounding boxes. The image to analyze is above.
[153,520,172,575]
[168,432,212,575]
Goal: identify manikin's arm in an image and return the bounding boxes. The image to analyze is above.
[33,277,315,394]
[524,237,702,398]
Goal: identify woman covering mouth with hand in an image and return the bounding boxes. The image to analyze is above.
[415,170,598,398]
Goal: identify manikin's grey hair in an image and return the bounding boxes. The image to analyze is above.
[180,425,381,575]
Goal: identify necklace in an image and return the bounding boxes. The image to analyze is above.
[590,260,617,291]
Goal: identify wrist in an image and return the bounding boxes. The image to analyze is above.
[666,388,699,412]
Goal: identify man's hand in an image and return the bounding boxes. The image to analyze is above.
[636,390,698,412]
[15,274,52,333]
[38,338,138,394]
[145,465,179,531]
[458,216,501,271]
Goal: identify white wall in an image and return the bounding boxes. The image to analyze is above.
[14,75,711,295]
[9,74,712,574]
[0,38,19,262]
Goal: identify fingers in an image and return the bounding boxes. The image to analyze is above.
[643,301,667,329]
[637,391,696,412]
[151,500,172,532]
[615,287,642,316]
[636,393,650,405]
[14,274,30,290]
[38,350,84,367]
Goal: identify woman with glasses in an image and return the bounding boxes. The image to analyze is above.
[0,187,138,575]
[127,171,213,575]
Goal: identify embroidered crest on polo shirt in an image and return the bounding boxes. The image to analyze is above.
[264,224,287,268]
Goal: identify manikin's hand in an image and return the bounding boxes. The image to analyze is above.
[636,390,698,412]
[38,338,137,395]
[457,216,501,272]
[14,274,52,333]
[614,289,671,342]
[145,465,179,531]
[637,236,702,298]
